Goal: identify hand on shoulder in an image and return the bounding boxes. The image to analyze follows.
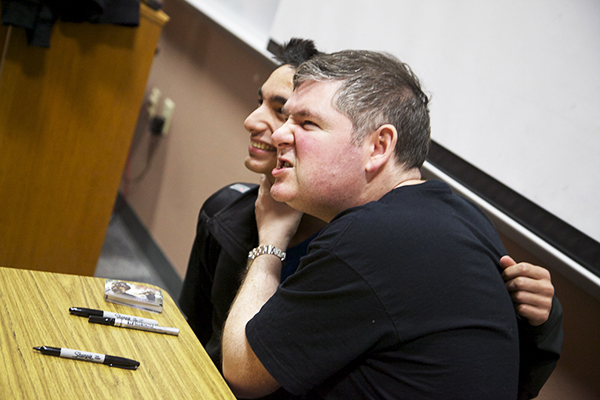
[500,255,555,326]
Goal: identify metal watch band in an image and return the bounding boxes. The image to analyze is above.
[248,245,286,262]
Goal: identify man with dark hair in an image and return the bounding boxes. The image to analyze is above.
[178,39,325,374]
[221,50,552,399]
[272,38,321,67]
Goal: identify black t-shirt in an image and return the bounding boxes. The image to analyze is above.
[247,180,520,399]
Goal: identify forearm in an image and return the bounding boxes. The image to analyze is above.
[222,175,301,396]
[517,295,564,399]
[222,254,282,397]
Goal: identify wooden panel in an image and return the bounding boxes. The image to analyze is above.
[0,24,9,74]
[0,6,167,275]
[0,267,235,398]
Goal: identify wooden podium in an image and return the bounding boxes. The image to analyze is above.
[0,5,168,275]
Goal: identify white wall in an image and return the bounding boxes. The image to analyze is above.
[184,0,280,55]
[270,0,600,246]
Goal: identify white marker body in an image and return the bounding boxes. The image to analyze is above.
[104,312,158,325]
[114,318,179,336]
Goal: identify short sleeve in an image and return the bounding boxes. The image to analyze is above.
[246,246,396,396]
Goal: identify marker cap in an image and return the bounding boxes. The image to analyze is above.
[89,316,114,325]
[69,307,103,317]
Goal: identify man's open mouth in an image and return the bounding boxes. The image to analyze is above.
[278,159,293,168]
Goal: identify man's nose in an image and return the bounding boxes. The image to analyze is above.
[243,107,269,134]
[272,120,294,148]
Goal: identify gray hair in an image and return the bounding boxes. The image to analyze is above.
[294,50,430,169]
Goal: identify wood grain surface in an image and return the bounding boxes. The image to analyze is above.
[0,267,235,399]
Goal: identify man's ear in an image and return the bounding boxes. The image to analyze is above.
[365,124,397,174]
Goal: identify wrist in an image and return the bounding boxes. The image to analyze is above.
[248,245,286,263]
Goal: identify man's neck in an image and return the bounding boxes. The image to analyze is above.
[299,168,424,224]
[390,168,423,190]
[288,214,327,248]
[393,178,425,190]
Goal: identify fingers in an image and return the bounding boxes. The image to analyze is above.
[504,264,554,303]
[507,280,554,303]
[501,256,555,326]
[502,261,551,282]
[504,270,553,291]
[499,255,516,270]
[255,175,303,248]
[512,302,551,327]
[508,282,554,327]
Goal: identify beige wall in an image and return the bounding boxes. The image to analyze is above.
[122,0,600,398]
[123,0,274,278]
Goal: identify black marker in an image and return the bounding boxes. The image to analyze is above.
[69,307,159,325]
[89,316,179,336]
[33,346,139,370]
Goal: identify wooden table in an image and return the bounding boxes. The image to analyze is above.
[0,267,235,399]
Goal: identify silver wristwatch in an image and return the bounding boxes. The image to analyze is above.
[248,245,286,262]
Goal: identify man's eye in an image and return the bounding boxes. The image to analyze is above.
[274,106,289,121]
[302,120,317,128]
[257,98,264,106]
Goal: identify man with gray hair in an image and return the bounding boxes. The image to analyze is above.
[222,50,524,399]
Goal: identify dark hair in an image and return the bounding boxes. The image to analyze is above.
[294,50,430,170]
[274,38,321,68]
